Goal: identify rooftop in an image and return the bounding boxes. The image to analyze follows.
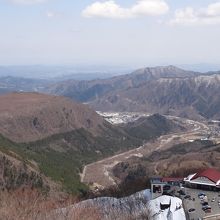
[191,168,220,185]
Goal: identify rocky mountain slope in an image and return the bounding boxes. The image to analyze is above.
[45,66,220,120]
[52,189,151,220]
[45,66,199,102]
[51,192,185,220]
[0,151,49,192]
[91,74,220,120]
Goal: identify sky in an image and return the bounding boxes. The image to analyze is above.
[0,0,220,68]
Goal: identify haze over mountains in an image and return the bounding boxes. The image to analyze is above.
[0,64,219,219]
[0,65,219,190]
[45,65,220,120]
[2,0,220,217]
[0,65,127,80]
[0,66,129,94]
[1,65,220,121]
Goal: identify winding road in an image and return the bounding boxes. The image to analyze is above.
[80,116,211,189]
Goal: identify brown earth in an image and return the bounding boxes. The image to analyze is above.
[0,92,104,142]
[81,117,216,188]
[0,151,51,192]
[81,119,207,188]
[113,140,220,185]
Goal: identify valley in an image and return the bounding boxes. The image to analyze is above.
[81,112,220,189]
[2,1,220,217]
[0,92,183,194]
[0,65,220,219]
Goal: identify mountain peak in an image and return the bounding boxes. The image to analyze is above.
[131,65,197,79]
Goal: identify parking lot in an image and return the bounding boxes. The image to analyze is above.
[181,188,220,219]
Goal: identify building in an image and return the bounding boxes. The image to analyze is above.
[150,177,183,199]
[184,168,220,191]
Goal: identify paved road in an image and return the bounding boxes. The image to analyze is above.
[80,116,211,189]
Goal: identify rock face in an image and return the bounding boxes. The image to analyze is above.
[45,66,220,120]
[52,192,185,220]
[52,189,151,220]
[0,92,104,142]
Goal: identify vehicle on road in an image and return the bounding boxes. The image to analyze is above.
[198,192,206,197]
[188,208,196,212]
[200,196,208,203]
[205,208,211,213]
[178,190,186,195]
[201,202,208,206]
[163,185,171,191]
[199,195,206,200]
[202,205,211,211]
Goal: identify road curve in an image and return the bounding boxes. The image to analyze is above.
[80,116,210,188]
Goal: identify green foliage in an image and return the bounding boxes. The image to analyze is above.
[0,126,142,194]
[0,115,176,194]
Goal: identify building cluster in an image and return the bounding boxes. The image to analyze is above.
[151,168,220,199]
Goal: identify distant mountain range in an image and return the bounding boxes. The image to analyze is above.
[0,65,125,80]
[45,66,198,100]
[45,65,220,120]
[0,76,49,95]
[1,65,220,120]
[0,68,123,94]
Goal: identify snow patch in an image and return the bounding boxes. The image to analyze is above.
[148,195,186,220]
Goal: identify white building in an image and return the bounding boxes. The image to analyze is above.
[184,168,220,190]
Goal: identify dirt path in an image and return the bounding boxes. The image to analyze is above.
[80,117,210,188]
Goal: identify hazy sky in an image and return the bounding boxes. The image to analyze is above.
[1,0,220,67]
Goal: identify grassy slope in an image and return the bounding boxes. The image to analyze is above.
[0,124,142,194]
